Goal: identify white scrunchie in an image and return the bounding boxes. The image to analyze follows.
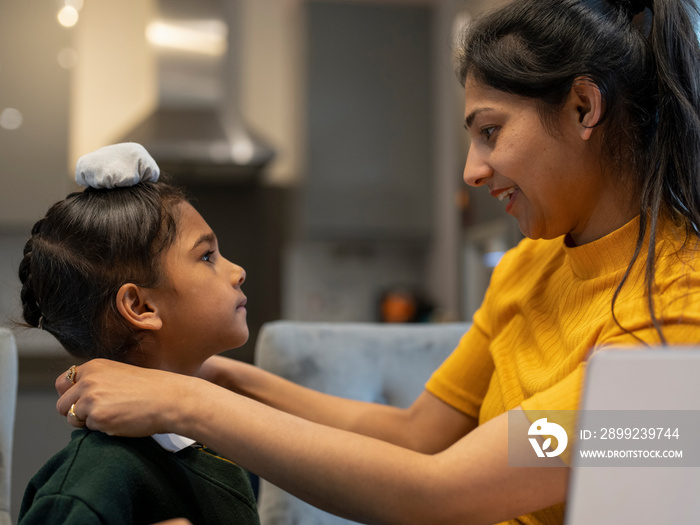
[75,142,160,189]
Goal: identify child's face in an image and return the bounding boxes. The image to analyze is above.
[149,201,248,373]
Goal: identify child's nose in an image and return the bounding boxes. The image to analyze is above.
[233,265,246,286]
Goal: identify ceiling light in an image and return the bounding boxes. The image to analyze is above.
[0,108,23,130]
[57,6,79,28]
[146,20,227,56]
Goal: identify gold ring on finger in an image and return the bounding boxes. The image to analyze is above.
[66,365,77,385]
[69,403,85,423]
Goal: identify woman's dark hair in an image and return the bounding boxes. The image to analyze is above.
[18,179,187,360]
[459,0,700,342]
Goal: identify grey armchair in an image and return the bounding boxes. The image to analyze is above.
[0,329,18,525]
[253,321,471,525]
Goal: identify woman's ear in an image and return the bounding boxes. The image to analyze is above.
[570,77,604,141]
[116,283,162,331]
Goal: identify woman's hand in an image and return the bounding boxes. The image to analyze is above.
[55,359,196,437]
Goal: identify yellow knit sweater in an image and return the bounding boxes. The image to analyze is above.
[426,216,700,525]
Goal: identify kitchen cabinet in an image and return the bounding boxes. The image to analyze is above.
[303,1,434,241]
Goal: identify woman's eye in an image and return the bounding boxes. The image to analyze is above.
[481,126,498,141]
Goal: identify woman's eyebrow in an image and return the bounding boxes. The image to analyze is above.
[191,232,217,251]
[465,107,493,129]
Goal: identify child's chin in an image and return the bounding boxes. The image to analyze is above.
[229,329,250,349]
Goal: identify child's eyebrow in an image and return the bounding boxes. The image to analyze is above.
[191,232,217,252]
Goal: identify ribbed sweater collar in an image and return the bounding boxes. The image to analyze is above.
[564,216,643,280]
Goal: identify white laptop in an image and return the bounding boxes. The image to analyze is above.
[564,348,700,524]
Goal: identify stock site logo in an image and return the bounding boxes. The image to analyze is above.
[528,418,568,458]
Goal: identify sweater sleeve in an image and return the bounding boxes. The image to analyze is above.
[425,315,494,419]
[424,240,538,419]
[19,495,105,525]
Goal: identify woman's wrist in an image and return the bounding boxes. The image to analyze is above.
[197,355,257,395]
[162,374,217,437]
[170,375,254,450]
[215,358,270,399]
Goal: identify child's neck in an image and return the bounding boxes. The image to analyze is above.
[126,339,204,377]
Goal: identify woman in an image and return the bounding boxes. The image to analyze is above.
[54,0,700,523]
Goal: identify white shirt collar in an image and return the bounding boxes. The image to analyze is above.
[151,433,197,452]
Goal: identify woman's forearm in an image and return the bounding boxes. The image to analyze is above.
[205,358,436,450]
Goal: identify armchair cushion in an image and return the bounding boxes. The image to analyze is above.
[0,329,18,525]
[253,321,471,525]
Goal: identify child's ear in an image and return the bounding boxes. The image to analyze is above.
[570,76,604,141]
[116,283,162,331]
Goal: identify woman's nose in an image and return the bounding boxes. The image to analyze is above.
[463,145,492,187]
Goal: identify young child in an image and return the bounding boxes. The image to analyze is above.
[17,143,259,524]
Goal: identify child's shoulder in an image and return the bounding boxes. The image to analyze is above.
[20,429,173,524]
[20,429,260,525]
[26,429,168,497]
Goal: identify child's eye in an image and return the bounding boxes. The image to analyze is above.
[202,250,215,263]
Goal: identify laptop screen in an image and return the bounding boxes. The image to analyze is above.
[564,348,700,524]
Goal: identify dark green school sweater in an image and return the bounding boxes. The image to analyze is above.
[19,428,259,525]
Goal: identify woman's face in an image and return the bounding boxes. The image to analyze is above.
[462,75,631,245]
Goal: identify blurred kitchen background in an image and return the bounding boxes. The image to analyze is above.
[0,0,520,520]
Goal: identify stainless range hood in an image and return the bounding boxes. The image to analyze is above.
[119,0,274,182]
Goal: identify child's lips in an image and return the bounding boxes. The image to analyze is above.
[237,297,247,310]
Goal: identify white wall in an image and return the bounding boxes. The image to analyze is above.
[69,0,158,167]
[241,0,307,186]
[0,0,74,228]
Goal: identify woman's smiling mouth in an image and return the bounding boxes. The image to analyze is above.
[493,187,517,202]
